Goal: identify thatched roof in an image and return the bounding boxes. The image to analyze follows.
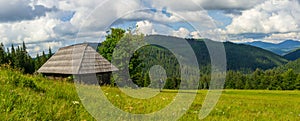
[37,43,118,75]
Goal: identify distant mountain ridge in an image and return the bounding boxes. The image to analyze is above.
[141,35,288,72]
[244,40,300,55]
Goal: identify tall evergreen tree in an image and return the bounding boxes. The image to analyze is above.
[35,53,41,70]
[41,51,47,64]
[48,46,53,58]
[0,43,6,64]
[10,44,15,67]
[22,41,26,52]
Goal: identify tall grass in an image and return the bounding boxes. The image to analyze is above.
[1,66,300,120]
[0,66,94,120]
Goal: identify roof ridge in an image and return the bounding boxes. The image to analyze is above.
[76,44,88,74]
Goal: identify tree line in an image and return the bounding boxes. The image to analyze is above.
[98,28,300,90]
[0,42,52,74]
[1,28,299,90]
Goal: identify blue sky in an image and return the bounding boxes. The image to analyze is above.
[0,0,300,56]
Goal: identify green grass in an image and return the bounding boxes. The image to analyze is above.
[0,67,94,120]
[1,67,300,120]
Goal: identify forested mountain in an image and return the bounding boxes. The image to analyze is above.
[245,40,300,55]
[283,49,300,61]
[144,35,288,72]
[97,29,297,89]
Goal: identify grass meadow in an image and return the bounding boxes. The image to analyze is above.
[1,67,300,120]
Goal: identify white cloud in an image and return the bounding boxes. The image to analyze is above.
[149,0,265,11]
[172,28,190,38]
[190,31,201,39]
[121,9,216,32]
[0,0,117,55]
[0,16,60,45]
[53,22,78,36]
[69,0,143,31]
[136,20,156,35]
[1,0,300,56]
[226,0,300,34]
[136,20,205,39]
[263,32,300,43]
[230,38,256,43]
[28,41,63,56]
[122,10,181,23]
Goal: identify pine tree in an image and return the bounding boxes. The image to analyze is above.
[35,53,41,70]
[48,46,53,58]
[6,48,11,65]
[0,43,6,64]
[22,41,26,52]
[14,46,24,70]
[42,51,47,64]
[10,44,15,67]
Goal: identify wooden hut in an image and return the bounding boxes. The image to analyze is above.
[37,43,118,85]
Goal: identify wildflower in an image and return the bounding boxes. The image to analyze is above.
[72,101,80,105]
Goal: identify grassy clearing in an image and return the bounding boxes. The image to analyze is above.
[1,67,300,120]
[184,90,300,121]
[0,67,94,120]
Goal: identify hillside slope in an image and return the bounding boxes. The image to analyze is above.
[142,35,288,72]
[275,58,300,73]
[283,49,300,61]
[0,67,94,120]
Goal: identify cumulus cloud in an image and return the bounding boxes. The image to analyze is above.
[0,16,60,45]
[136,20,156,35]
[172,28,190,38]
[136,20,204,39]
[53,22,78,36]
[263,32,300,43]
[0,15,65,55]
[69,0,143,31]
[27,41,63,56]
[226,0,300,34]
[121,10,181,24]
[149,0,265,11]
[0,0,57,22]
[190,31,201,39]
[2,0,300,56]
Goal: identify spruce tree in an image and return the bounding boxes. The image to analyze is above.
[0,43,5,64]
[48,46,53,58]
